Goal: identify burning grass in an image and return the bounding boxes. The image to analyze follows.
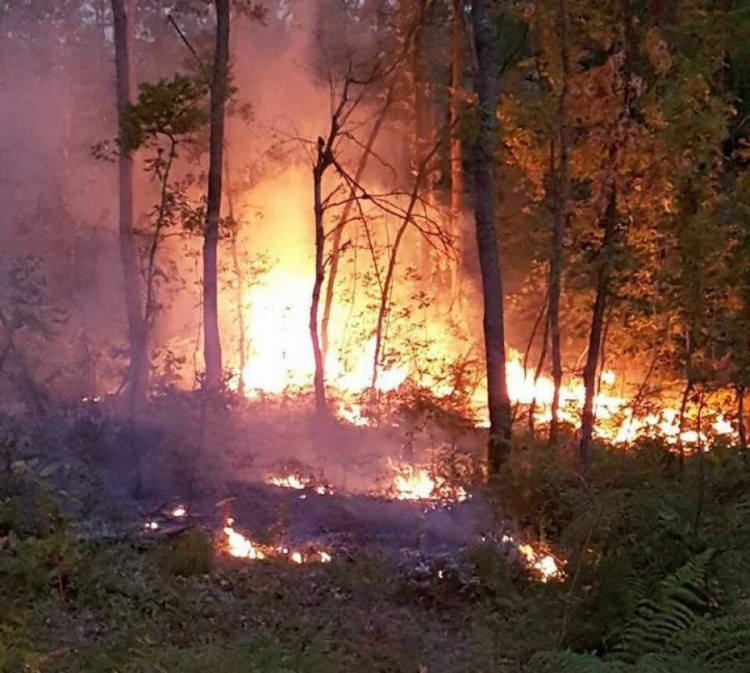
[4,423,750,671]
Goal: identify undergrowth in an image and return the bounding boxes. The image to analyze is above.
[2,433,750,671]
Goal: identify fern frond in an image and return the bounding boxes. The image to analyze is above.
[608,550,715,664]
[530,649,630,672]
[666,614,750,669]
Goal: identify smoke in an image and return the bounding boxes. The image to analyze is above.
[0,1,490,408]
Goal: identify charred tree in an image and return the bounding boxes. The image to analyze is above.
[202,0,230,391]
[548,0,571,445]
[471,0,512,476]
[225,147,246,394]
[111,0,147,406]
[579,190,618,470]
[449,0,463,301]
[737,385,747,453]
[311,135,333,418]
[320,85,394,366]
[370,135,444,394]
[579,0,637,472]
[412,0,438,289]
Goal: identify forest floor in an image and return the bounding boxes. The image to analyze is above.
[2,392,750,671]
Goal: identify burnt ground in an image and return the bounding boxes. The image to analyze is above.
[11,390,500,557]
[3,392,554,672]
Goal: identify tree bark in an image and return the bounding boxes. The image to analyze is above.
[471,0,512,477]
[225,147,246,394]
[579,0,636,473]
[111,0,147,405]
[311,154,328,418]
[449,0,463,302]
[579,190,617,472]
[548,0,571,445]
[320,85,394,366]
[737,385,747,452]
[202,0,230,391]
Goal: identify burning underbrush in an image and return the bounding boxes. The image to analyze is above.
[137,449,561,584]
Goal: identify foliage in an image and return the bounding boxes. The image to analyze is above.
[120,75,208,154]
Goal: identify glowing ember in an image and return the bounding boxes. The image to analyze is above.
[518,543,563,582]
[265,472,333,495]
[391,463,436,500]
[268,474,307,490]
[223,518,266,560]
[221,518,332,564]
[387,459,468,503]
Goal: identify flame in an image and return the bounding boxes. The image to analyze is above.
[265,472,333,495]
[492,347,733,447]
[221,518,332,564]
[223,518,266,560]
[387,459,468,503]
[518,543,563,582]
[268,474,308,490]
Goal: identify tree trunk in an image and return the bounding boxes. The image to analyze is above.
[321,86,394,366]
[579,190,618,473]
[111,0,147,405]
[579,0,636,473]
[548,0,571,445]
[471,0,512,477]
[202,0,230,391]
[413,0,436,290]
[371,135,442,395]
[224,148,246,394]
[737,384,747,452]
[311,159,328,418]
[449,0,463,302]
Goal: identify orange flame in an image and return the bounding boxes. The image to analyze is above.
[265,473,333,495]
[221,518,332,564]
[387,459,468,503]
[518,543,563,582]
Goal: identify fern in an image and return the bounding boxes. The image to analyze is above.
[664,614,750,669]
[607,549,715,664]
[530,650,630,672]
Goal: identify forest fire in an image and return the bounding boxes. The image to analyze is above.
[387,459,469,504]
[265,472,333,495]
[221,518,332,564]
[517,543,564,583]
[501,348,734,447]
[232,323,734,449]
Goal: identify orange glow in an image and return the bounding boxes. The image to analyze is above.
[221,517,332,564]
[387,459,468,503]
[518,543,563,582]
[208,169,734,449]
[265,472,333,495]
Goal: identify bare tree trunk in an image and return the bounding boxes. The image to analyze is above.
[579,0,636,473]
[528,309,550,438]
[224,148,246,394]
[579,190,617,473]
[202,0,230,391]
[370,136,443,394]
[321,86,394,365]
[737,384,747,452]
[449,0,463,302]
[471,0,512,476]
[548,0,571,445]
[112,0,147,405]
[412,0,437,289]
[311,155,328,418]
[677,368,694,472]
[308,74,361,419]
